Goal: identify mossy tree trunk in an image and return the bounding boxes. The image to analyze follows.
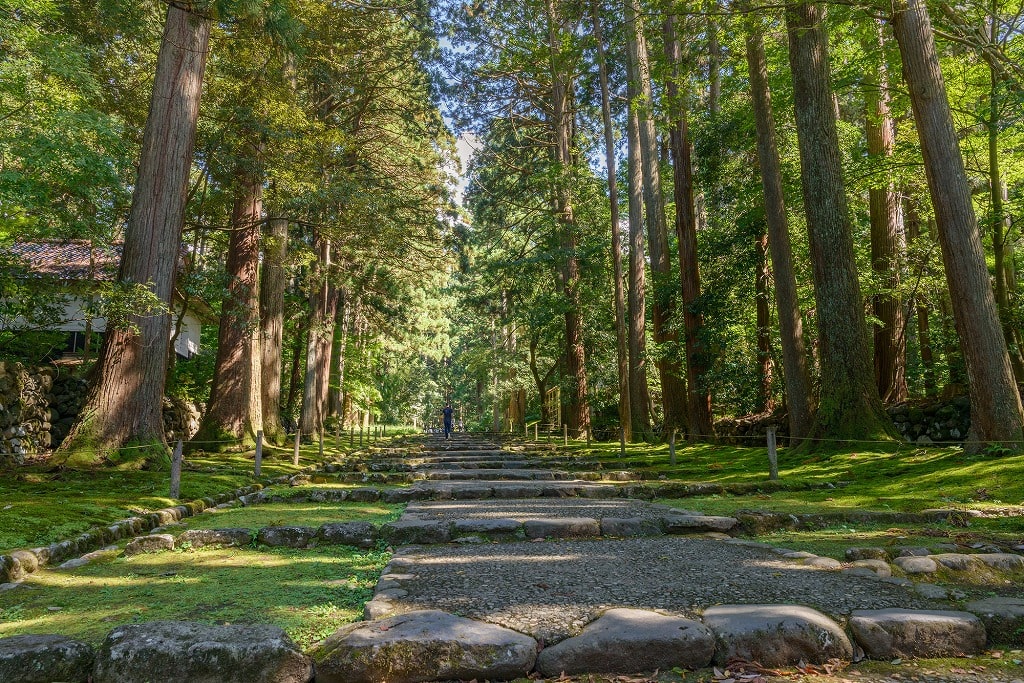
[625,89,651,440]
[891,0,1024,449]
[57,5,211,466]
[259,217,288,445]
[191,165,264,450]
[786,1,897,444]
[590,0,631,442]
[744,16,814,441]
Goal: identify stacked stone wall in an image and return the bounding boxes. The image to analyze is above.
[715,398,973,446]
[0,363,200,463]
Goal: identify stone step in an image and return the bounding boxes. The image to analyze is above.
[415,460,534,469]
[417,449,508,457]
[423,469,572,481]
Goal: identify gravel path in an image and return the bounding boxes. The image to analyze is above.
[384,536,943,644]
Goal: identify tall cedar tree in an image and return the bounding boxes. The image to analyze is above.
[259,217,288,443]
[58,5,211,465]
[786,2,897,443]
[191,163,265,449]
[545,0,590,438]
[743,15,813,439]
[663,12,714,438]
[590,0,631,441]
[863,24,908,403]
[890,0,1024,449]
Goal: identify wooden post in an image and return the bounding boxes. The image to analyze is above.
[335,422,341,450]
[533,423,538,441]
[292,431,300,466]
[359,426,364,446]
[669,429,677,466]
[563,423,568,446]
[619,427,626,458]
[318,428,324,459]
[767,427,779,480]
[170,439,183,499]
[383,424,387,438]
[254,430,263,477]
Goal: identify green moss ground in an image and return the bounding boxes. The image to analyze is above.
[0,544,388,647]
[181,501,403,531]
[546,440,1024,513]
[0,444,370,552]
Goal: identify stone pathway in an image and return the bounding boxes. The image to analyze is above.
[320,434,1024,681]
[4,433,1024,683]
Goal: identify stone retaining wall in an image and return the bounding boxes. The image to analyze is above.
[715,397,973,446]
[0,362,200,463]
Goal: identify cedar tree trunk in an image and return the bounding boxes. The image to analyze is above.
[787,1,897,443]
[744,17,814,439]
[259,217,288,444]
[891,0,1024,448]
[664,13,714,438]
[191,166,264,449]
[58,5,211,465]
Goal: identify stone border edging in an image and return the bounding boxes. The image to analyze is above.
[2,603,1016,683]
[0,452,361,584]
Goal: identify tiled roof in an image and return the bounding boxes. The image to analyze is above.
[7,240,121,281]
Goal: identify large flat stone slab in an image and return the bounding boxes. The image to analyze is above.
[536,608,714,675]
[256,526,317,548]
[703,604,852,666]
[849,609,986,658]
[663,515,738,534]
[524,517,601,539]
[0,634,95,683]
[966,597,1024,645]
[600,517,663,537]
[123,533,174,557]
[178,528,252,548]
[312,610,537,683]
[317,522,379,548]
[93,621,312,683]
[381,520,452,545]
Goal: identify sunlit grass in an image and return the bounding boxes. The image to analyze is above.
[0,545,388,648]
[182,501,403,531]
[544,439,1024,513]
[0,441,393,552]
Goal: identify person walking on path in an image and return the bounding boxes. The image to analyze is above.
[442,404,454,440]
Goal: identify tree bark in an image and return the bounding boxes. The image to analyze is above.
[905,200,937,397]
[787,1,896,443]
[284,325,304,425]
[987,8,1024,381]
[546,0,590,438]
[259,217,288,444]
[626,88,651,439]
[328,290,349,420]
[756,226,775,413]
[58,4,211,465]
[664,13,714,438]
[744,17,814,440]
[299,235,340,438]
[625,6,688,435]
[891,0,1024,448]
[192,166,264,449]
[863,23,908,403]
[590,0,631,442]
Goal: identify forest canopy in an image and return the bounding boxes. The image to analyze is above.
[0,0,1022,465]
